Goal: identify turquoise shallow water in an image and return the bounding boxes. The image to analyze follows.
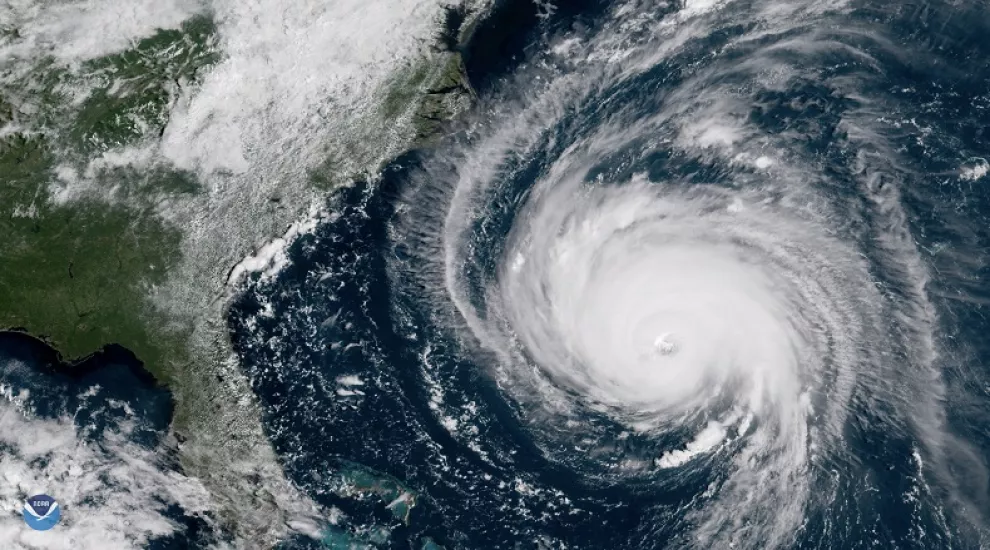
[230,0,990,547]
[5,0,990,547]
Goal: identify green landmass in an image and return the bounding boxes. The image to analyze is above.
[309,49,473,193]
[410,52,475,142]
[0,130,189,383]
[2,6,483,546]
[378,5,476,149]
[381,61,435,122]
[0,17,218,382]
[70,16,219,154]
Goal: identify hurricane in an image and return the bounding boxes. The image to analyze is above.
[229,0,990,547]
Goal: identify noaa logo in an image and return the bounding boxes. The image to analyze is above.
[22,494,60,531]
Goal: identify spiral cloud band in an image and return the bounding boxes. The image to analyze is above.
[357,0,982,546]
[460,165,890,543]
[499,178,864,422]
[405,7,934,545]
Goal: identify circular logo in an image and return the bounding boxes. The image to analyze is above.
[22,494,60,531]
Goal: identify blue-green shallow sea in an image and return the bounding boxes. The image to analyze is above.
[231,2,990,549]
[4,0,990,547]
[231,0,990,548]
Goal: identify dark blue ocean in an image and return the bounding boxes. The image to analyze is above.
[4,0,990,548]
[0,333,222,548]
[229,0,990,548]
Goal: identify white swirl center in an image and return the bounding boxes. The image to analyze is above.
[501,182,810,423]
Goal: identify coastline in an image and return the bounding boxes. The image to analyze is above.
[0,0,562,545]
[0,329,161,387]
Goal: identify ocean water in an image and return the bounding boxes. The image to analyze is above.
[230,0,990,548]
[0,333,221,548]
[5,0,990,547]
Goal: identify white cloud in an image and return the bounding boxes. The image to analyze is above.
[0,0,206,63]
[0,380,221,549]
